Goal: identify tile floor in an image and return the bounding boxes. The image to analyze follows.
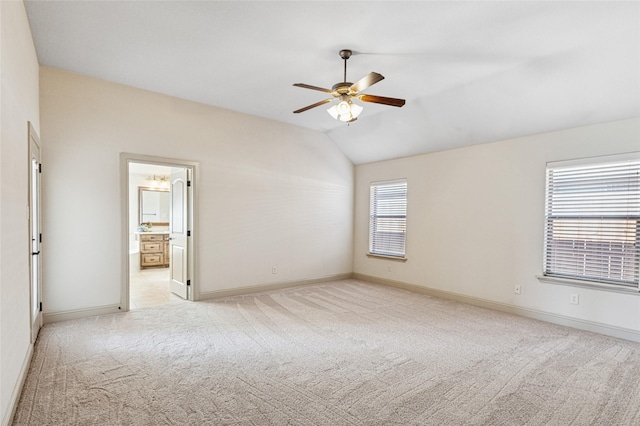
[130,267,185,309]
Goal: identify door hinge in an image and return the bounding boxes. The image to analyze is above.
[39,302,42,312]
[39,233,42,243]
[187,230,191,237]
[187,180,191,187]
[38,163,42,173]
[187,280,191,286]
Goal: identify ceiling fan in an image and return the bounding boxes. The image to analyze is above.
[293,49,405,123]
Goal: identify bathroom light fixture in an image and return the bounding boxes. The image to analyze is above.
[146,174,169,188]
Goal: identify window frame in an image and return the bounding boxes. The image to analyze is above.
[368,179,408,260]
[539,152,640,293]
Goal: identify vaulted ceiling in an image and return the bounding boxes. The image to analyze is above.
[25,1,639,165]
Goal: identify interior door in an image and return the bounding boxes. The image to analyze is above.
[28,123,43,342]
[169,167,189,299]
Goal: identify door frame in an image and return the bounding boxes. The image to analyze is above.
[28,122,42,342]
[120,153,199,311]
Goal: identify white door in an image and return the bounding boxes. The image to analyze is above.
[169,167,189,299]
[29,123,43,342]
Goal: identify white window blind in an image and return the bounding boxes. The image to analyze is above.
[369,179,407,257]
[543,154,640,288]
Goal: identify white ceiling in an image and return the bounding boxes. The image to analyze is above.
[25,1,639,165]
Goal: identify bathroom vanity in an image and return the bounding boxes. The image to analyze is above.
[139,232,170,269]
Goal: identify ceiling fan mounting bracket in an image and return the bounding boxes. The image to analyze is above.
[339,49,352,60]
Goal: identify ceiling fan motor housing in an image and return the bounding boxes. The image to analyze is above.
[332,82,353,96]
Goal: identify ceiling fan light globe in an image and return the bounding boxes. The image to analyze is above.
[337,100,351,115]
[327,105,339,119]
[350,103,363,119]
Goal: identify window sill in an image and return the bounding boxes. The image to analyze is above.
[367,253,407,262]
[536,275,640,295]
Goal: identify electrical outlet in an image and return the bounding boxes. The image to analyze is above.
[570,294,579,305]
[272,266,278,274]
[514,284,521,295]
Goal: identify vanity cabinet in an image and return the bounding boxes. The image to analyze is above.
[140,233,170,269]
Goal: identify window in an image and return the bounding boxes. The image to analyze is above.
[543,154,640,289]
[369,179,407,258]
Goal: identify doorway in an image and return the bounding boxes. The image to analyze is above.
[120,154,198,311]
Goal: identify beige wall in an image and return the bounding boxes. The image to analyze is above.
[39,66,354,314]
[355,118,640,334]
[0,1,40,423]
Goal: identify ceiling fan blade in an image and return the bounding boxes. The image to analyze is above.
[350,72,384,94]
[358,94,406,107]
[293,83,333,93]
[293,98,333,114]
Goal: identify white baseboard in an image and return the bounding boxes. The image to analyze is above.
[43,304,121,324]
[354,273,640,343]
[3,343,33,426]
[198,273,354,300]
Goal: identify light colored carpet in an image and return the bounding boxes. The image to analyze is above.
[14,279,640,425]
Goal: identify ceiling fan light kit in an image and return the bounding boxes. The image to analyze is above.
[293,49,405,124]
[327,96,363,122]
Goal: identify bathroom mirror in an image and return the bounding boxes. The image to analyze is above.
[139,187,170,226]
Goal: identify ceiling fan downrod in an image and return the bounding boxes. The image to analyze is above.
[340,49,352,83]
